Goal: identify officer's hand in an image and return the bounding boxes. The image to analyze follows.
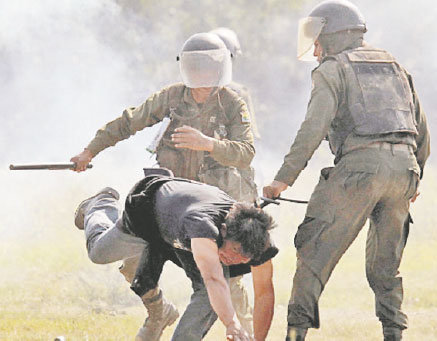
[226,321,253,341]
[263,180,288,199]
[172,125,214,152]
[70,149,93,172]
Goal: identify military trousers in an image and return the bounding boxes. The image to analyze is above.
[287,146,419,330]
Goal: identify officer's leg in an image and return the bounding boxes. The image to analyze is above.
[287,161,384,332]
[171,249,218,340]
[366,198,410,336]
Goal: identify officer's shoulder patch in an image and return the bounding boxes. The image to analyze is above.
[240,103,251,123]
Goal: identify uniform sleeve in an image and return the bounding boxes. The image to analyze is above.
[238,86,261,139]
[209,99,255,169]
[274,61,341,186]
[86,88,170,156]
[407,73,430,178]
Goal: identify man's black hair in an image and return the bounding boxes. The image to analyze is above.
[224,203,276,260]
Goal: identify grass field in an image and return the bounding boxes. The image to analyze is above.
[1,167,436,340]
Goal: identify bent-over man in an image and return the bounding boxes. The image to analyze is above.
[70,32,258,339]
[75,172,277,341]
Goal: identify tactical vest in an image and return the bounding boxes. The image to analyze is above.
[328,47,418,156]
[154,85,257,202]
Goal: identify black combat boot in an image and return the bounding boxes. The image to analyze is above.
[285,326,308,341]
[383,326,402,341]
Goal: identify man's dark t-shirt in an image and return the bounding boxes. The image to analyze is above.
[154,180,234,251]
[124,176,278,269]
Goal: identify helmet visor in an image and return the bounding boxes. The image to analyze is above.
[179,48,232,88]
[297,17,325,61]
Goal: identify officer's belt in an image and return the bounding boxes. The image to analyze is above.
[366,142,412,154]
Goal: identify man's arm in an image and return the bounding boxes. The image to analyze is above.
[71,87,171,171]
[251,260,274,341]
[191,238,252,341]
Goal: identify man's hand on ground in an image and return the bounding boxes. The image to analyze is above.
[226,320,253,341]
[70,149,93,172]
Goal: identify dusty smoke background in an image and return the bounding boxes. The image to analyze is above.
[1,0,435,232]
[0,0,436,327]
[1,0,435,174]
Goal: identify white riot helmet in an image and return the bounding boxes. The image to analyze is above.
[178,32,232,88]
[297,0,366,61]
[209,27,242,58]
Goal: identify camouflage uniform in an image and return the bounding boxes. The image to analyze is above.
[86,83,257,333]
[275,45,430,331]
[86,83,257,201]
[228,81,260,139]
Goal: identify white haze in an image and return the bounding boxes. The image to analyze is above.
[0,0,436,322]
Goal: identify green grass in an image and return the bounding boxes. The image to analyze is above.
[1,169,436,340]
[1,234,435,340]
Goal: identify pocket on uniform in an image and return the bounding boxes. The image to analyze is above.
[343,162,379,190]
[306,171,336,224]
[238,167,258,201]
[198,167,242,200]
[156,143,182,172]
[404,168,420,200]
[306,163,378,224]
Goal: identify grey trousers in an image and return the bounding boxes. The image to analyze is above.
[288,147,419,330]
[84,194,146,264]
[83,193,220,340]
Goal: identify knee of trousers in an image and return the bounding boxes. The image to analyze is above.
[87,245,113,264]
[366,270,403,292]
[85,228,115,264]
